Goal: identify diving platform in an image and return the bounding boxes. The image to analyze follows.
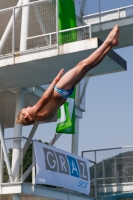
[0,38,127,92]
[0,182,92,200]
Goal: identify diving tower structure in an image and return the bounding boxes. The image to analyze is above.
[0,0,130,200]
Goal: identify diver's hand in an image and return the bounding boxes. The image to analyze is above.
[54,68,64,83]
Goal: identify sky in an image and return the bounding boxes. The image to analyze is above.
[5,45,133,156]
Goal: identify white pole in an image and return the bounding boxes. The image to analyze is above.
[20,0,30,51]
[0,123,13,182]
[71,83,80,155]
[72,117,79,155]
[0,0,23,54]
[32,143,35,185]
[0,125,4,183]
[12,90,25,182]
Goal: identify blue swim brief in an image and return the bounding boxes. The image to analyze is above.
[54,85,74,99]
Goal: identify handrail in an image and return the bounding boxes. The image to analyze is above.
[83,4,133,18]
[27,24,90,40]
[4,136,33,141]
[82,145,133,153]
[0,0,50,13]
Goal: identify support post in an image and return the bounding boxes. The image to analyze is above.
[20,0,30,51]
[71,83,80,155]
[0,123,13,182]
[12,90,25,200]
[12,90,25,182]
[32,143,35,185]
[23,122,39,158]
[103,160,105,184]
[79,0,86,20]
[94,151,97,199]
[114,159,117,183]
[98,0,101,29]
[80,77,89,103]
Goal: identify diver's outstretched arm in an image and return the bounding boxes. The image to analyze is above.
[34,69,64,112]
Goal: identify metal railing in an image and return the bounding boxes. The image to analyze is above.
[83,3,133,25]
[82,145,133,191]
[82,145,133,198]
[0,0,57,57]
[0,136,35,184]
[0,0,91,60]
[82,0,133,16]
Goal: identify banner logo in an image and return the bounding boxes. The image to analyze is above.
[34,141,90,195]
[43,147,88,181]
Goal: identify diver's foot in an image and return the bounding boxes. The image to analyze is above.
[106,25,119,47]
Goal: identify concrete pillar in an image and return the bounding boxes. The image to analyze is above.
[20,0,30,51]
[12,90,25,200]
[12,90,25,182]
[71,83,80,155]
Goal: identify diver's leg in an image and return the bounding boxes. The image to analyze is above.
[56,25,119,90]
[73,46,112,86]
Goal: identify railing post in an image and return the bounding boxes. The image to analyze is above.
[94,151,97,199]
[89,24,92,39]
[117,170,119,183]
[103,160,105,184]
[50,34,52,46]
[118,9,120,18]
[114,159,117,183]
[126,163,128,182]
[12,7,15,64]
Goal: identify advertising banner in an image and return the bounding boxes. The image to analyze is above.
[58,0,77,44]
[34,141,90,195]
[56,88,76,134]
